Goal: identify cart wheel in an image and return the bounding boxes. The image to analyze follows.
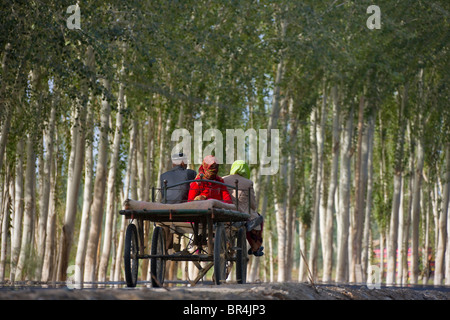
[124,223,139,288]
[236,226,248,284]
[214,223,227,285]
[150,226,166,287]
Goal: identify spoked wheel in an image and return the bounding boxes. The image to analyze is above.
[124,223,139,287]
[235,226,248,284]
[150,226,166,287]
[213,223,227,285]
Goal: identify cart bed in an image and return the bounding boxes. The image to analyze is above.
[120,198,250,223]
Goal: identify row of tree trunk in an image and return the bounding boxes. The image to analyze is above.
[1,57,450,287]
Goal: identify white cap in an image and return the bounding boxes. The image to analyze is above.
[171,152,188,165]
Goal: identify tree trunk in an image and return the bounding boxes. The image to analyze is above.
[311,83,326,280]
[446,159,450,284]
[307,107,318,281]
[136,118,151,277]
[0,43,12,173]
[41,138,59,283]
[401,123,414,285]
[57,103,86,281]
[395,171,405,284]
[380,232,385,282]
[10,139,24,283]
[387,89,407,285]
[16,133,36,280]
[0,171,11,281]
[335,106,354,283]
[36,105,56,280]
[286,97,298,281]
[114,106,136,282]
[298,221,308,282]
[268,230,274,283]
[323,86,340,282]
[265,18,286,282]
[422,184,431,284]
[350,96,365,283]
[411,134,424,284]
[74,99,94,286]
[435,142,450,284]
[145,114,154,201]
[362,110,375,282]
[98,67,125,282]
[84,78,111,283]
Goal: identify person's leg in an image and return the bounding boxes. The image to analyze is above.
[246,222,264,256]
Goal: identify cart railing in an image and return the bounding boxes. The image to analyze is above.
[156,174,252,214]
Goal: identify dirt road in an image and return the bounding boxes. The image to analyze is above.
[0,282,449,300]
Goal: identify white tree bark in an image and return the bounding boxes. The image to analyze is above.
[323,86,340,282]
[411,135,424,284]
[362,112,375,282]
[286,97,298,281]
[265,18,286,282]
[41,140,58,283]
[16,133,36,280]
[98,67,125,282]
[73,45,96,285]
[0,43,12,173]
[387,89,406,285]
[84,78,111,283]
[350,96,366,283]
[435,142,450,284]
[0,172,11,281]
[298,221,308,282]
[74,100,94,286]
[444,145,450,284]
[335,106,354,283]
[10,139,24,283]
[114,107,136,282]
[57,103,86,281]
[36,105,56,280]
[311,84,326,280]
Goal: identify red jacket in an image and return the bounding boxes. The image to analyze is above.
[188,176,232,203]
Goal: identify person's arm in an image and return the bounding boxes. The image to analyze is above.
[187,182,199,202]
[221,185,233,204]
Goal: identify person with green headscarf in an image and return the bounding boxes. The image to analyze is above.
[230,160,251,179]
[223,160,264,256]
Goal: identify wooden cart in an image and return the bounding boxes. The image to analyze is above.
[119,179,250,288]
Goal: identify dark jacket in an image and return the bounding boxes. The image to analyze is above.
[160,166,196,203]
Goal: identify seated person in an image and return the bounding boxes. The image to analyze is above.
[159,153,196,250]
[188,155,232,204]
[223,160,264,256]
[160,152,196,203]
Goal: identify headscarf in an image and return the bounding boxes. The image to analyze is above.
[230,160,250,179]
[197,155,219,180]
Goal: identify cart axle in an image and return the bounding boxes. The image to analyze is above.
[138,254,237,262]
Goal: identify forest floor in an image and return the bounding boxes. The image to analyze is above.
[0,281,449,300]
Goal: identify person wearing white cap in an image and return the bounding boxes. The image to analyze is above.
[159,152,196,204]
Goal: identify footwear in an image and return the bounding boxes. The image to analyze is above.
[248,246,264,256]
[254,246,264,256]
